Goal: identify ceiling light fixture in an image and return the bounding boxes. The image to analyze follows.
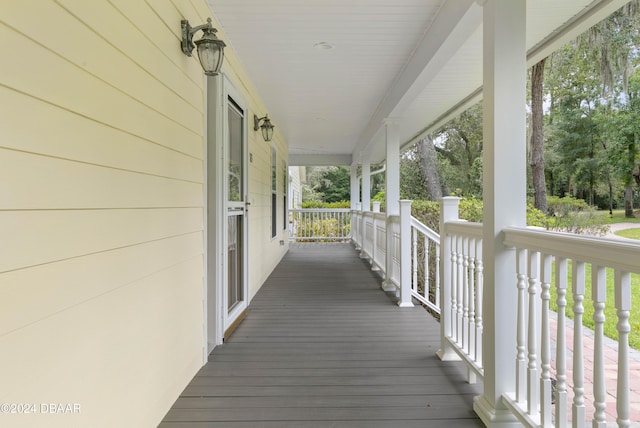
[181,17,226,76]
[313,42,334,50]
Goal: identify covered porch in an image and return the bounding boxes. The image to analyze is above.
[161,244,482,427]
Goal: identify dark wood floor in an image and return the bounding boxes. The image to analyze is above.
[160,243,483,427]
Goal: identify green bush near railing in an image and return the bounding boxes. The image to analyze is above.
[290,208,351,242]
[301,201,351,209]
[294,217,350,241]
[409,198,595,234]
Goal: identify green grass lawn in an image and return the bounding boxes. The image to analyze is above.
[549,262,640,350]
[615,228,640,240]
[603,209,640,224]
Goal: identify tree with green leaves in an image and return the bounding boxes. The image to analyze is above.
[433,102,483,197]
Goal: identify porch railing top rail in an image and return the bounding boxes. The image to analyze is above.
[411,216,440,242]
[289,208,351,212]
[504,226,640,274]
[444,220,483,239]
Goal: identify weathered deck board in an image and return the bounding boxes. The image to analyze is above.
[160,244,483,427]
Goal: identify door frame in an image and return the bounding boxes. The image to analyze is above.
[205,75,249,356]
[222,82,249,333]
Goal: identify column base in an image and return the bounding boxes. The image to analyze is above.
[436,346,461,361]
[381,279,396,292]
[473,395,521,428]
[397,300,414,308]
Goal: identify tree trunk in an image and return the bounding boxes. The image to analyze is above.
[530,57,548,213]
[416,136,443,200]
[625,183,634,217]
[625,140,637,218]
[608,177,613,216]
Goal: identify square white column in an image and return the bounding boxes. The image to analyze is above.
[473,1,526,426]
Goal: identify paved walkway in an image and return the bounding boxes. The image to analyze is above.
[603,222,640,241]
[573,221,640,424]
[550,313,640,426]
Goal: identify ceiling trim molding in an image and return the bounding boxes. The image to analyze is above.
[354,0,478,154]
[289,154,353,166]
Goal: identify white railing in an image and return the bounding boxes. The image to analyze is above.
[351,197,637,427]
[501,227,639,428]
[288,208,351,242]
[439,197,638,428]
[351,201,440,310]
[388,214,401,288]
[411,216,442,314]
[440,218,484,383]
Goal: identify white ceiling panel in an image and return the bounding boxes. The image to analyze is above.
[206,0,631,164]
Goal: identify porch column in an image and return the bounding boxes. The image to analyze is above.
[382,118,400,291]
[398,200,414,307]
[361,161,371,212]
[359,161,370,259]
[473,1,526,427]
[350,163,360,210]
[351,163,360,249]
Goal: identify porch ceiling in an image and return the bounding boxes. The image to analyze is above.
[206,0,630,165]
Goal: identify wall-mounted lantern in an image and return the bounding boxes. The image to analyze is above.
[181,17,226,76]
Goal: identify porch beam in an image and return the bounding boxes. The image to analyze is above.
[473,0,525,427]
[288,154,352,166]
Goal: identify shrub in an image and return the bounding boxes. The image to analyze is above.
[301,200,350,209]
[545,196,609,236]
[409,199,560,232]
[411,200,441,231]
[547,196,590,216]
[459,197,483,222]
[527,204,549,228]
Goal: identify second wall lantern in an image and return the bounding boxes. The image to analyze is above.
[254,114,275,142]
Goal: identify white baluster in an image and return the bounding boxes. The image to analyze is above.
[435,243,441,314]
[424,237,429,301]
[555,257,568,428]
[462,236,470,354]
[540,254,552,427]
[615,270,631,428]
[450,235,458,342]
[412,228,418,292]
[371,209,378,267]
[475,239,483,367]
[527,250,540,417]
[591,265,607,428]
[516,248,527,403]
[572,260,585,428]
[468,238,476,362]
[456,235,464,344]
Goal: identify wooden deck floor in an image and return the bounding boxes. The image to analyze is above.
[160,243,483,427]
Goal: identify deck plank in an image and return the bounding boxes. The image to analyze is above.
[160,244,482,427]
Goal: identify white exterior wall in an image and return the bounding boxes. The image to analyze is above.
[0,1,287,426]
[288,166,303,209]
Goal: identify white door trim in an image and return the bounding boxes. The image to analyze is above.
[221,76,249,334]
